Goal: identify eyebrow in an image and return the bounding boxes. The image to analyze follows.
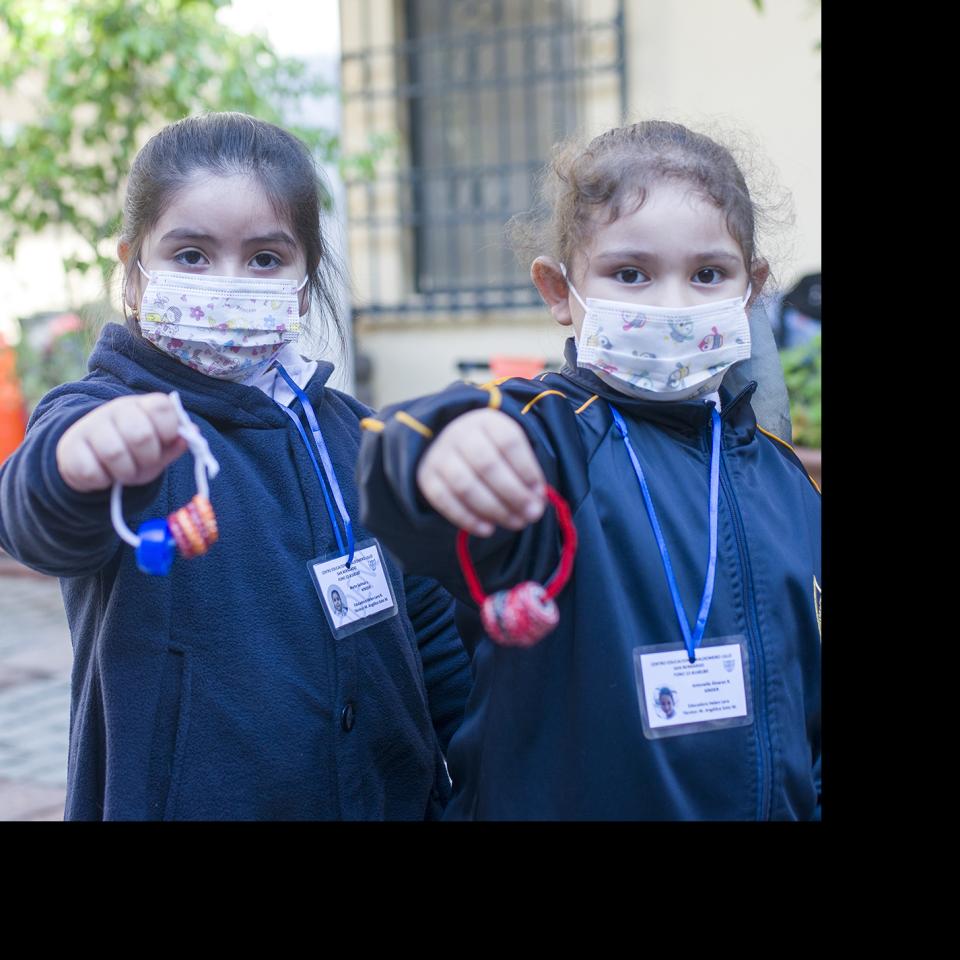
[692,251,742,264]
[245,231,297,247]
[593,249,742,264]
[159,229,297,246]
[160,229,218,243]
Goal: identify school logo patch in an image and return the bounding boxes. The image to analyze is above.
[813,576,822,640]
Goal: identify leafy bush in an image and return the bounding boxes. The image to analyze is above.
[779,333,821,448]
[14,306,110,412]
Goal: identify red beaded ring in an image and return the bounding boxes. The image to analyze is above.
[455,485,578,648]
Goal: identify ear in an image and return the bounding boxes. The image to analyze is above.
[747,258,770,309]
[531,256,574,327]
[117,240,141,313]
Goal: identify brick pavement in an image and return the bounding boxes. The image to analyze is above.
[0,556,71,820]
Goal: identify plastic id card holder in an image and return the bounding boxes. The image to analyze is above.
[633,635,754,740]
[308,538,399,639]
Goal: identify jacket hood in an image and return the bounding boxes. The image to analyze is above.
[87,323,335,430]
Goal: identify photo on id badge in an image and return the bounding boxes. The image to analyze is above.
[309,538,399,638]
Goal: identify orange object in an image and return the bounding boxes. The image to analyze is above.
[0,336,28,465]
[167,494,218,559]
[488,355,546,380]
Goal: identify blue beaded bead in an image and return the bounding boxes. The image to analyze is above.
[135,518,176,575]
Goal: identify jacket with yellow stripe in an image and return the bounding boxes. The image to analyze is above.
[357,337,821,820]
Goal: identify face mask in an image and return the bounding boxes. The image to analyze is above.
[561,264,752,402]
[136,262,308,382]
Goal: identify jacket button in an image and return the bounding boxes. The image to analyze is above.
[340,701,356,732]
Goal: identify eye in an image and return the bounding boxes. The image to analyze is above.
[173,248,209,267]
[692,267,724,285]
[614,268,648,285]
[250,251,282,269]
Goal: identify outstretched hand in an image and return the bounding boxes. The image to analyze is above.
[416,409,546,537]
[56,393,189,492]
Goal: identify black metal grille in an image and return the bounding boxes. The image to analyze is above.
[342,0,625,322]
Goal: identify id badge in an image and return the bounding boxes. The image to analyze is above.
[633,635,754,740]
[308,538,399,639]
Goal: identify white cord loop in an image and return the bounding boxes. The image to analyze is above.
[110,391,220,548]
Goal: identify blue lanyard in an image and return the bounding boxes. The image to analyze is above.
[609,404,722,663]
[274,362,355,567]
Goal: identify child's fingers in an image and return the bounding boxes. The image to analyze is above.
[436,453,528,531]
[418,466,495,537]
[61,439,112,491]
[157,435,190,470]
[86,421,141,485]
[456,433,543,527]
[111,403,163,474]
[482,417,546,498]
[416,408,548,535]
[135,393,183,445]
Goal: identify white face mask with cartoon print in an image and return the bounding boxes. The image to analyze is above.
[562,264,753,402]
[136,262,308,382]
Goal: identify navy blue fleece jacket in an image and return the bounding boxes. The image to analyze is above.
[358,339,821,820]
[0,324,471,820]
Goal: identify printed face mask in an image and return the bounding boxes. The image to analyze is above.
[136,262,308,381]
[561,264,752,402]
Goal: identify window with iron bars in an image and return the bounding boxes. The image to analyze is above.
[342,0,625,323]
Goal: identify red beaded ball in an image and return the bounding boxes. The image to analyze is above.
[481,581,560,648]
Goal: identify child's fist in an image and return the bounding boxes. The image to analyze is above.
[416,409,546,537]
[56,393,189,492]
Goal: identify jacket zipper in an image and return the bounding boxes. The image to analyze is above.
[711,391,773,821]
[717,451,772,820]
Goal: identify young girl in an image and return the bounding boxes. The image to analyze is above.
[0,113,470,820]
[358,121,821,820]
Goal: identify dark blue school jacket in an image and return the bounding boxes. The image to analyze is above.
[358,339,822,820]
[0,324,470,820]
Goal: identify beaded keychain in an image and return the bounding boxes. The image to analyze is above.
[455,484,577,647]
[110,391,221,575]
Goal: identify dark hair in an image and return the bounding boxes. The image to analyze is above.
[510,120,779,290]
[119,112,344,352]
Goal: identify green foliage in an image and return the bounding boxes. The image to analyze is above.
[779,334,821,448]
[0,0,338,284]
[13,305,110,410]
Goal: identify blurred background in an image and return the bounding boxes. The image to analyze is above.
[0,0,820,818]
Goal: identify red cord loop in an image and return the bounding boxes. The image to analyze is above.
[455,485,578,647]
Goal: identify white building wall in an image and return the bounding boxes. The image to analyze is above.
[344,0,821,408]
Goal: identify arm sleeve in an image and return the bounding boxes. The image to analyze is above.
[0,385,164,577]
[357,380,574,608]
[402,572,471,753]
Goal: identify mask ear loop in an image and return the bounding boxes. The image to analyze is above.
[110,391,221,573]
[295,273,310,320]
[131,259,152,321]
[559,262,589,312]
